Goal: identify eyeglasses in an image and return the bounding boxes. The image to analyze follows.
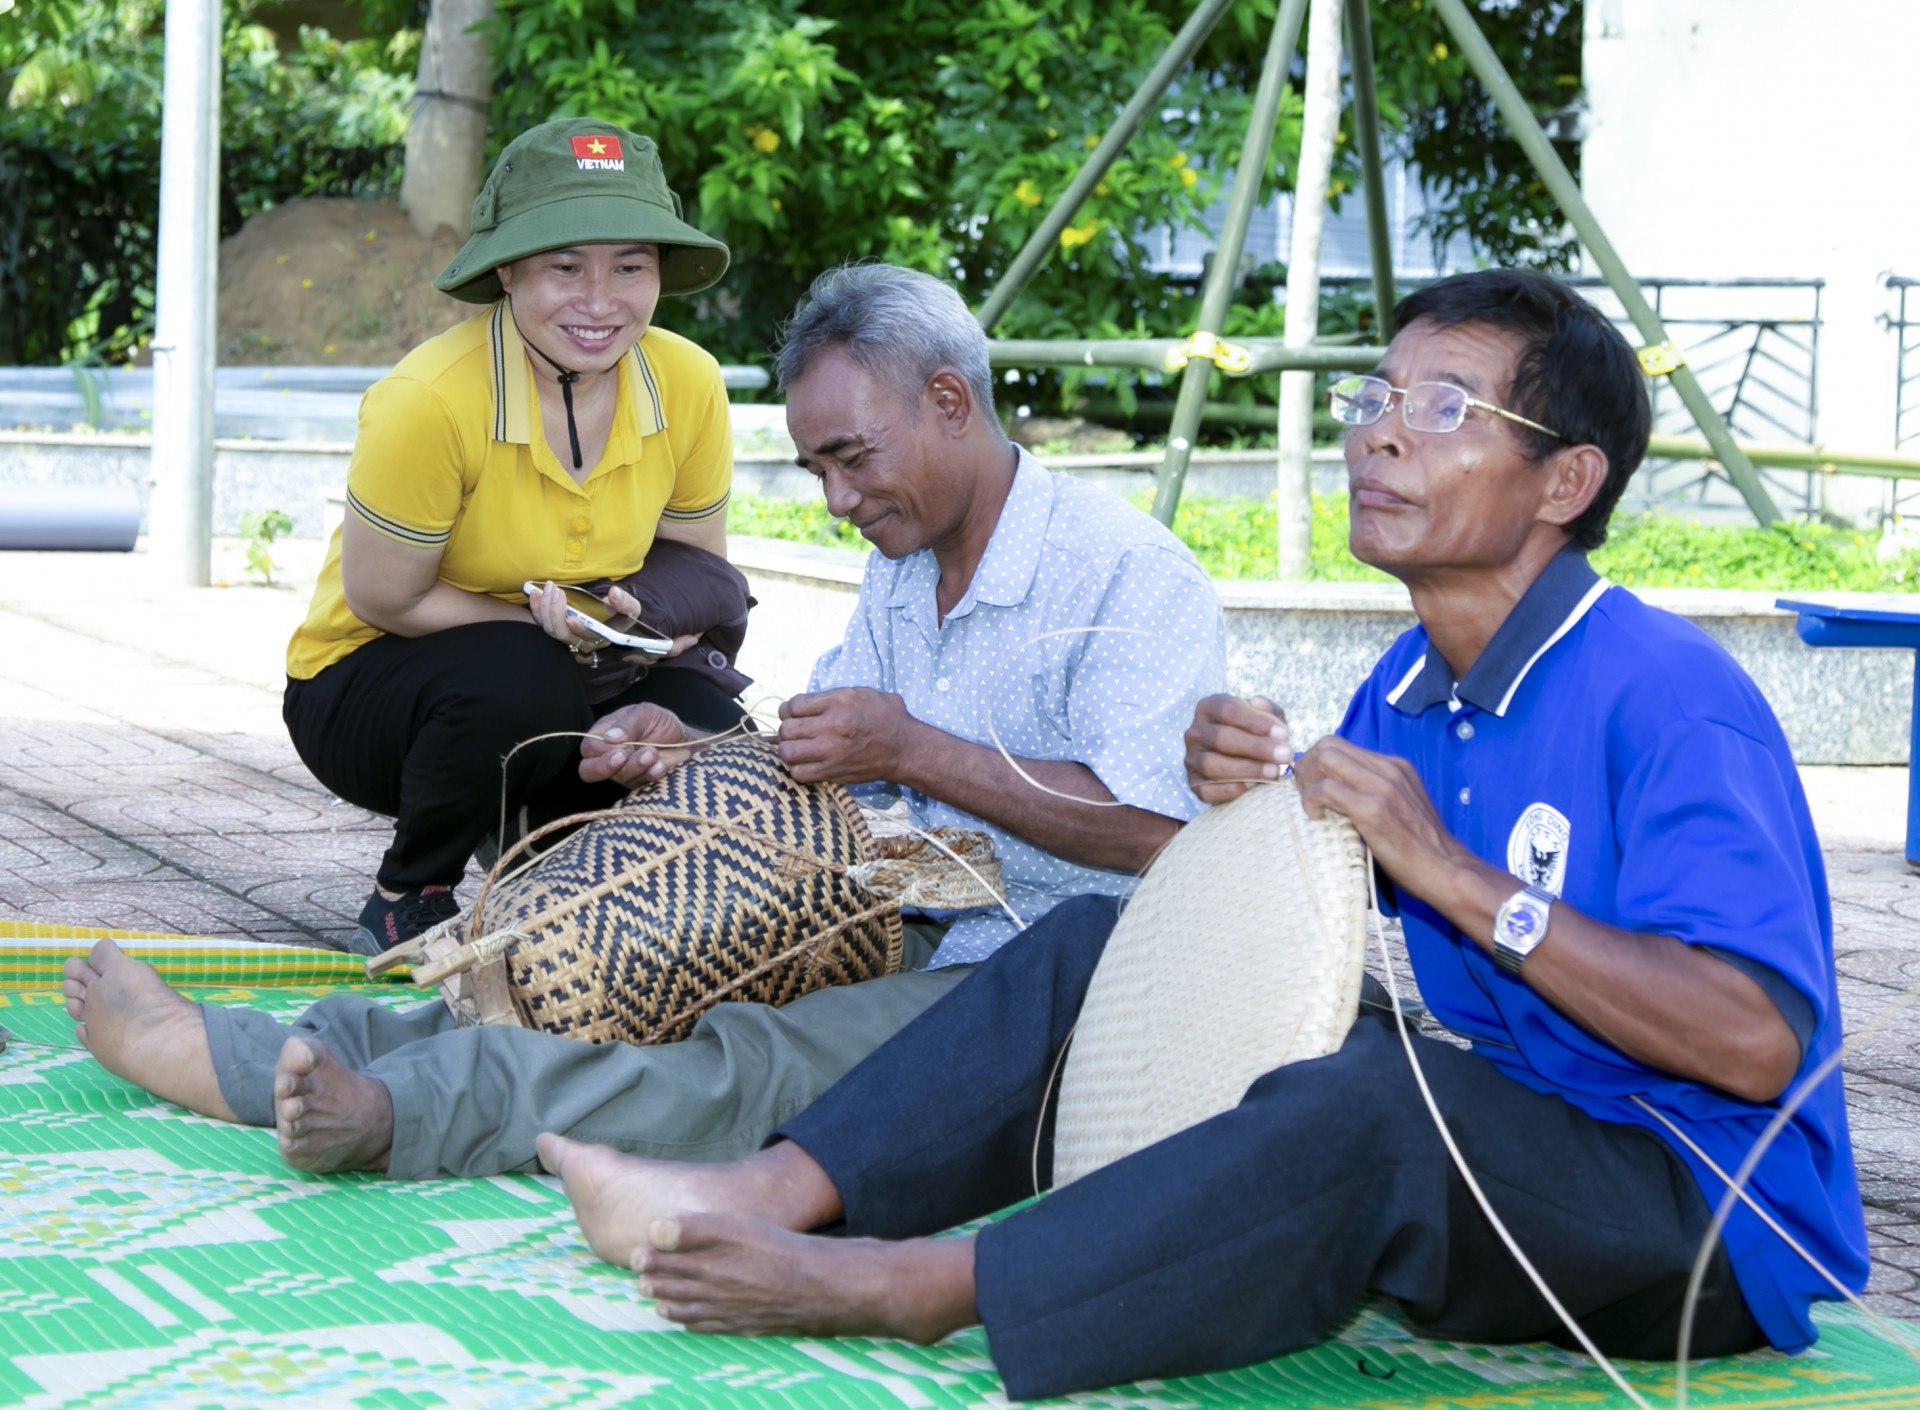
[1328,374,1563,441]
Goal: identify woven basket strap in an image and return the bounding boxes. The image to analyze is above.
[635,898,901,1045]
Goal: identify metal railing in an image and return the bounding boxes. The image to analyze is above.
[1890,277,1920,452]
[1880,275,1920,521]
[1569,277,1824,519]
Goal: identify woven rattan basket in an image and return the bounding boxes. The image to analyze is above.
[373,737,1005,1045]
[1050,776,1369,1185]
[383,738,911,1044]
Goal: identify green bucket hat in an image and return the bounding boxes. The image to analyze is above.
[433,119,729,303]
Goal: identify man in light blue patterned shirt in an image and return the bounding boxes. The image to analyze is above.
[801,442,1223,964]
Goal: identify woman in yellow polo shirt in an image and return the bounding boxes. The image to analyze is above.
[284,119,745,956]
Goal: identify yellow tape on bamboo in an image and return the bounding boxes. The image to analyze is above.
[1636,340,1686,376]
[1163,330,1254,375]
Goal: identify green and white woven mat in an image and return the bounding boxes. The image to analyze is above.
[0,947,1915,1408]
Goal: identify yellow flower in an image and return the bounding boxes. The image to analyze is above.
[1168,151,1188,168]
[1094,181,1110,197]
[364,230,377,242]
[300,278,313,289]
[1430,42,1448,62]
[1046,127,1058,139]
[1084,134,1100,149]
[323,344,336,355]
[275,254,288,264]
[1059,218,1101,249]
[1014,179,1043,207]
[1180,167,1197,188]
[748,126,781,154]
[770,197,782,211]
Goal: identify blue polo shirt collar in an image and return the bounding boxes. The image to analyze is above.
[1385,545,1610,718]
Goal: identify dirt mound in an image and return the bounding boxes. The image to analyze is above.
[217,197,472,366]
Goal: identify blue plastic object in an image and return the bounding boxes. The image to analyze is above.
[1778,597,1920,867]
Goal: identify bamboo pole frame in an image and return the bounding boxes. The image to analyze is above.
[1151,0,1310,523]
[977,0,1787,528]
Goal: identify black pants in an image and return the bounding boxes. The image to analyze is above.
[284,621,744,892]
[778,895,1765,1402]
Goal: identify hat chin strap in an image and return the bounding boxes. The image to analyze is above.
[513,304,587,471]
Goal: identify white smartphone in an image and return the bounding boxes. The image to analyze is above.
[524,582,675,656]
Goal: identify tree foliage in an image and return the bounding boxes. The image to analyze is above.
[0,0,415,364]
[489,0,1584,390]
[0,0,1582,374]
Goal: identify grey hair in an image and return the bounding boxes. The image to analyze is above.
[774,263,1000,429]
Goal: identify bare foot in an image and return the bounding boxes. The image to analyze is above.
[537,1134,842,1272]
[636,1212,978,1343]
[274,1036,393,1173]
[62,940,237,1121]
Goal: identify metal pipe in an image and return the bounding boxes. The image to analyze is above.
[1152,0,1311,525]
[990,337,1377,375]
[1277,0,1344,579]
[147,0,222,585]
[0,485,141,551]
[1430,0,1780,527]
[1644,434,1920,482]
[973,0,1237,333]
[1343,0,1395,330]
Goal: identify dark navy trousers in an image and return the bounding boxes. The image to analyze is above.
[777,894,1763,1401]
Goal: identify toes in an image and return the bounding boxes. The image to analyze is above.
[86,939,123,970]
[535,1132,578,1179]
[276,1036,322,1080]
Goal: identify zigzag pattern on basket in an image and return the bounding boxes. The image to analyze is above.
[456,737,903,1045]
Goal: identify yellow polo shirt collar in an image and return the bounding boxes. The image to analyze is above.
[486,299,668,453]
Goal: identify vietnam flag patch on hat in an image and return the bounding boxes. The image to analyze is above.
[570,134,625,170]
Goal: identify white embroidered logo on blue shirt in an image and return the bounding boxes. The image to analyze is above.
[1507,803,1570,897]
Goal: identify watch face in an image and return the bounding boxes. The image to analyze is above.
[1505,908,1541,942]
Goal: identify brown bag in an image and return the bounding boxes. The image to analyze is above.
[568,538,756,704]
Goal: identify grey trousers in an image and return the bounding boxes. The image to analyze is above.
[202,923,968,1179]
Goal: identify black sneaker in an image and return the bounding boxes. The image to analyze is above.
[345,884,460,957]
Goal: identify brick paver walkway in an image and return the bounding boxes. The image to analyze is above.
[1,548,1915,1323]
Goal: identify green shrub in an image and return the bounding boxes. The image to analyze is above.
[733,489,1920,592]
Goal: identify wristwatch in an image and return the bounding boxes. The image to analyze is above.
[1491,884,1555,975]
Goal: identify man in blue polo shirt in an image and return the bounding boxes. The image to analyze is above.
[535,269,1866,1400]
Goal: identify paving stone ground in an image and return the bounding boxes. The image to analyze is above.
[1,547,1916,1322]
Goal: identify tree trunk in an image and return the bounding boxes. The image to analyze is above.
[400,0,495,242]
[1276,0,1343,580]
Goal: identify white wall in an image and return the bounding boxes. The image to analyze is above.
[1582,0,1920,515]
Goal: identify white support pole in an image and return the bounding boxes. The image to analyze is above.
[148,0,222,587]
[1275,0,1343,580]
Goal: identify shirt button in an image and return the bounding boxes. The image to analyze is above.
[1456,721,1475,741]
[1458,786,1471,805]
[937,678,951,693]
[565,539,582,554]
[570,516,589,532]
